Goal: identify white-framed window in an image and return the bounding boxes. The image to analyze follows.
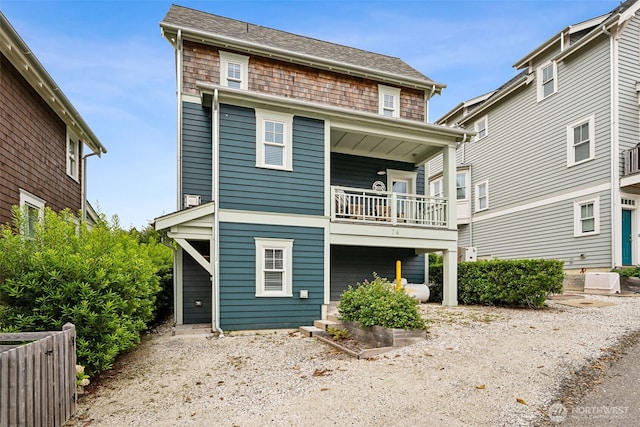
[66,129,80,181]
[430,178,443,198]
[474,116,488,141]
[574,197,600,236]
[566,114,595,166]
[475,180,489,212]
[456,171,468,200]
[255,109,294,171]
[19,189,45,237]
[220,51,249,90]
[255,238,294,297]
[378,85,401,118]
[537,61,557,101]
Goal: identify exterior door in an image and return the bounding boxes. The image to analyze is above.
[392,178,410,219]
[622,209,632,266]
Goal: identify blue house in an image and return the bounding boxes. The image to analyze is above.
[154,5,468,332]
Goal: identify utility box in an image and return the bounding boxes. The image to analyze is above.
[458,247,477,262]
[584,272,620,294]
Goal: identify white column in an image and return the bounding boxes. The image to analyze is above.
[442,249,458,306]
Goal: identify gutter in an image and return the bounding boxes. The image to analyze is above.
[160,22,445,93]
[81,151,100,222]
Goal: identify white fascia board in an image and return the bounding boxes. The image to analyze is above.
[161,22,445,93]
[218,209,329,228]
[154,202,216,230]
[0,13,106,155]
[201,83,468,145]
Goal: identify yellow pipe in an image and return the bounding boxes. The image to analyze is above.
[395,260,402,291]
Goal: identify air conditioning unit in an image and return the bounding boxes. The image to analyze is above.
[184,194,201,208]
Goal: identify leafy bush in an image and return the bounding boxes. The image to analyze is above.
[612,266,640,277]
[429,259,564,308]
[0,208,161,375]
[326,326,351,341]
[338,274,426,330]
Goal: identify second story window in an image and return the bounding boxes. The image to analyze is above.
[456,172,468,200]
[475,180,489,212]
[67,130,80,181]
[378,85,401,118]
[537,61,557,101]
[474,116,488,141]
[566,114,595,167]
[430,178,443,198]
[220,51,249,90]
[255,109,293,171]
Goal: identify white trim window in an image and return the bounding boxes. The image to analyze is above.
[574,197,600,236]
[378,85,401,118]
[66,129,80,181]
[456,171,468,200]
[567,115,595,166]
[220,51,249,90]
[19,189,45,237]
[255,109,294,171]
[430,177,443,198]
[255,238,294,297]
[475,180,489,212]
[474,116,488,141]
[537,61,557,101]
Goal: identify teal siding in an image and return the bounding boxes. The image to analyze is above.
[330,246,424,300]
[332,153,424,193]
[182,101,212,203]
[218,104,324,215]
[218,222,324,330]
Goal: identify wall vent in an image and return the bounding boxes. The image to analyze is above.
[184,194,201,208]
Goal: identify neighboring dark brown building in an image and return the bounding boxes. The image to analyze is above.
[0,12,106,229]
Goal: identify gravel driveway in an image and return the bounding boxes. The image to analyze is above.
[69,294,640,427]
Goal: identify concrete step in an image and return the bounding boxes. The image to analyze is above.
[313,319,340,331]
[298,326,326,337]
[172,324,212,336]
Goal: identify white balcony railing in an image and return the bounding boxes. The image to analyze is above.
[331,185,448,228]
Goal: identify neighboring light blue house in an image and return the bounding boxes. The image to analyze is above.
[434,0,640,279]
[154,5,468,332]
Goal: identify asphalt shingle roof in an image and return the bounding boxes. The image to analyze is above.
[162,4,438,87]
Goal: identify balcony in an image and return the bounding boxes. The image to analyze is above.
[624,146,640,176]
[331,186,448,228]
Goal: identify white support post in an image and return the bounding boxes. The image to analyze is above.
[442,249,458,306]
[443,144,457,230]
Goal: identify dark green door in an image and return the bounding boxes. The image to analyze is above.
[622,209,632,266]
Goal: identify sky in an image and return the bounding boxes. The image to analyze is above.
[1,0,620,229]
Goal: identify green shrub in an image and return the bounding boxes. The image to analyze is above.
[326,326,351,341]
[612,266,640,277]
[0,207,161,375]
[429,259,564,308]
[338,274,426,330]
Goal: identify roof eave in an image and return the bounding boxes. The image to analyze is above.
[0,12,106,156]
[458,75,528,125]
[160,21,445,93]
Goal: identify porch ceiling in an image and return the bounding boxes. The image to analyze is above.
[331,129,443,165]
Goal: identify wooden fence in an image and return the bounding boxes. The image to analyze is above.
[0,323,77,427]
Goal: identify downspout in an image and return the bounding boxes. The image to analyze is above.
[81,151,99,221]
[212,88,223,336]
[425,84,436,123]
[176,29,183,210]
[604,24,620,269]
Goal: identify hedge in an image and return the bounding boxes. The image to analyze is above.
[0,207,165,375]
[428,259,564,308]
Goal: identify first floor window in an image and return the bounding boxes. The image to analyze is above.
[19,189,45,237]
[255,238,294,297]
[255,109,293,171]
[475,180,489,212]
[574,198,600,236]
